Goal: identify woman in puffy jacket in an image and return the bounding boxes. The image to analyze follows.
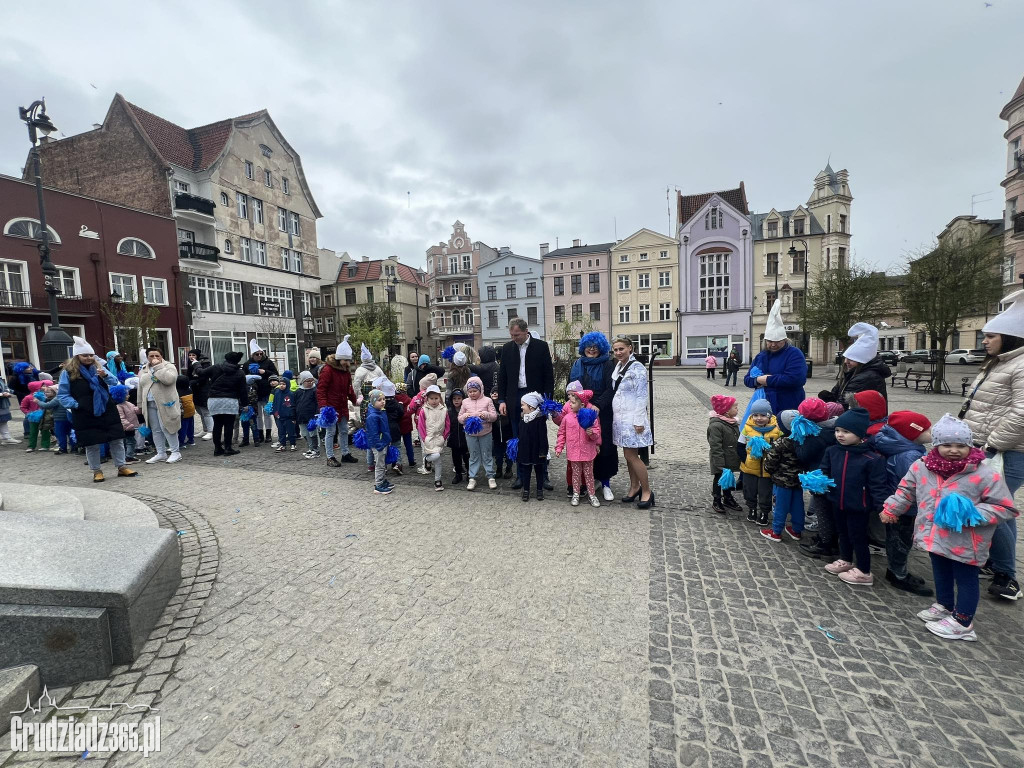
[961,292,1024,602]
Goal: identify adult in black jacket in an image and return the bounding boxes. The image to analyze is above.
[821,323,890,404]
[204,351,248,455]
[246,340,279,443]
[497,320,554,489]
[471,346,500,394]
[187,349,214,439]
[412,354,445,393]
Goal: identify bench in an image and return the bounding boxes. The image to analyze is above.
[906,371,934,391]
[890,368,921,389]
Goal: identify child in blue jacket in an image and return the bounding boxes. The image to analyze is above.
[294,371,320,458]
[270,379,298,451]
[365,388,393,494]
[817,407,889,587]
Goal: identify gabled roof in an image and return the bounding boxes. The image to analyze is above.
[677,183,749,227]
[118,95,262,172]
[543,242,616,259]
[611,228,679,250]
[335,259,426,286]
[749,209,825,241]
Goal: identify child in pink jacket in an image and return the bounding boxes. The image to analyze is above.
[457,376,498,490]
[20,380,49,452]
[555,387,602,509]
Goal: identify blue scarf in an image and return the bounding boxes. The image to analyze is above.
[79,363,111,417]
[571,353,610,390]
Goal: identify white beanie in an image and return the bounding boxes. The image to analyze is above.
[764,300,787,342]
[983,289,1024,337]
[297,371,315,384]
[843,322,879,365]
[336,334,353,360]
[124,376,140,390]
[425,384,441,395]
[360,343,372,363]
[380,380,397,397]
[372,374,387,389]
[521,391,543,409]
[249,338,263,355]
[307,349,321,361]
[931,413,973,446]
[453,351,467,366]
[72,336,95,356]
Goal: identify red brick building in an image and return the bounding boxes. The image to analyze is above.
[0,174,186,373]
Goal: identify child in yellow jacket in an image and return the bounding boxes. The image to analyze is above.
[738,398,783,526]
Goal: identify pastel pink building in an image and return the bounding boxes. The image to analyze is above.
[541,239,614,349]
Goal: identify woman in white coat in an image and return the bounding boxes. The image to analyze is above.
[611,335,654,509]
[137,347,183,463]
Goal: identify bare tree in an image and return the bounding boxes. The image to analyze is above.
[901,229,1004,390]
[803,263,891,361]
[99,298,161,366]
[253,313,296,370]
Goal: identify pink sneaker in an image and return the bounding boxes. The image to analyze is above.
[824,559,854,575]
[916,603,952,622]
[838,567,874,586]
[925,615,977,642]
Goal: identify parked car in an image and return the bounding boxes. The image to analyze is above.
[900,349,941,364]
[945,348,985,365]
[878,351,900,366]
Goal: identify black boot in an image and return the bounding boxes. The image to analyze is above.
[265,429,273,443]
[723,494,742,511]
[745,508,758,524]
[800,537,839,559]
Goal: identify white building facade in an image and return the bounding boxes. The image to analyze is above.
[477,248,545,344]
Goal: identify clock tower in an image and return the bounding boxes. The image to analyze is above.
[425,221,482,352]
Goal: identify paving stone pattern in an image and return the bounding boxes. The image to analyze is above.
[1,370,1022,767]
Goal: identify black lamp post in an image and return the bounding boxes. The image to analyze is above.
[19,98,73,370]
[414,282,422,354]
[302,312,313,348]
[787,240,810,355]
[383,275,398,355]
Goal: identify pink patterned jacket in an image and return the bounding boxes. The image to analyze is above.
[882,456,1018,566]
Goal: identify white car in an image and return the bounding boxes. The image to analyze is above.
[945,349,984,365]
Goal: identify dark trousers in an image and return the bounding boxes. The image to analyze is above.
[810,493,838,546]
[886,514,917,579]
[212,414,236,450]
[507,388,528,440]
[241,419,256,443]
[706,369,716,379]
[930,553,980,623]
[741,472,772,515]
[724,370,738,386]
[518,460,547,492]
[493,431,508,473]
[452,448,470,475]
[711,470,738,505]
[279,418,297,446]
[53,420,72,452]
[401,432,415,465]
[834,503,870,571]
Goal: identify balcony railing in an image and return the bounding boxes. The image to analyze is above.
[179,242,221,262]
[432,324,475,335]
[0,290,97,314]
[1012,212,1024,235]
[431,295,473,305]
[174,193,217,217]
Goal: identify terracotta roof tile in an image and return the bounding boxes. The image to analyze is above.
[335,260,426,286]
[677,184,749,227]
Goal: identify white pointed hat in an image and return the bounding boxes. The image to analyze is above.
[983,290,1024,337]
[764,300,787,342]
[360,343,373,363]
[72,336,95,356]
[249,338,263,355]
[336,334,353,360]
[843,322,879,364]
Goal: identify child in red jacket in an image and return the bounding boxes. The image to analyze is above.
[395,383,415,469]
[555,387,602,509]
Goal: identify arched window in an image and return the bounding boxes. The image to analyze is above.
[4,218,61,244]
[117,238,154,259]
[465,309,473,327]
[452,309,461,325]
[224,239,233,255]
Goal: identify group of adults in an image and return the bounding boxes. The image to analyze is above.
[745,297,1024,603]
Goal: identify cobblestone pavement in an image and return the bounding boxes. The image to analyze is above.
[1,370,1022,767]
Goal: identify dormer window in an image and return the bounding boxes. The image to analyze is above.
[793,217,805,235]
[705,206,724,230]
[767,220,778,237]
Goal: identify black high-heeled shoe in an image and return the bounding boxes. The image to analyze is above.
[636,490,656,509]
[621,488,641,503]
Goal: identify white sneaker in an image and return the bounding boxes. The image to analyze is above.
[2,438,22,445]
[466,478,477,490]
[925,615,977,642]
[271,441,281,448]
[202,433,213,441]
[589,494,601,508]
[571,493,580,506]
[917,603,952,622]
[416,466,429,475]
[166,452,183,464]
[146,454,168,464]
[290,445,297,451]
[487,478,497,489]
[602,486,614,501]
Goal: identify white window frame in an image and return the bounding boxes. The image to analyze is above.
[301,292,311,317]
[618,305,630,323]
[252,240,267,267]
[174,180,191,194]
[253,284,295,317]
[236,192,248,219]
[325,316,335,332]
[282,248,302,273]
[659,250,668,259]
[315,317,324,333]
[638,273,651,289]
[619,254,628,263]
[143,277,169,306]
[240,237,252,263]
[289,212,300,236]
[223,239,233,255]
[638,304,651,322]
[658,271,671,287]
[639,252,649,261]
[220,192,229,206]
[277,208,287,232]
[188,275,243,314]
[109,273,138,303]
[244,161,253,180]
[3,218,61,244]
[265,169,273,187]
[53,265,81,298]
[618,274,630,290]
[0,258,30,306]
[253,198,264,225]
[116,237,155,259]
[659,302,672,321]
[282,177,290,195]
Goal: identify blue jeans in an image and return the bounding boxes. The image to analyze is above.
[52,420,72,452]
[299,423,319,452]
[123,436,136,460]
[466,433,494,479]
[988,449,1023,579]
[402,432,415,465]
[772,486,805,534]
[322,422,350,460]
[930,552,980,623]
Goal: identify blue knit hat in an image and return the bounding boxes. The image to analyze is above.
[418,354,431,366]
[749,399,773,416]
[835,407,870,439]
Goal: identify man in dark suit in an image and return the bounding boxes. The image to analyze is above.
[498,319,555,489]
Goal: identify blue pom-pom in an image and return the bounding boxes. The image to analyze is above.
[109,384,128,404]
[306,418,319,432]
[747,435,771,459]
[117,370,132,383]
[316,406,338,428]
[353,428,369,450]
[138,425,152,438]
[799,469,836,495]
[578,331,610,356]
[541,398,563,416]
[934,492,986,533]
[34,391,46,400]
[505,438,518,462]
[789,414,821,445]
[26,410,43,423]
[718,470,737,490]
[441,345,456,361]
[283,370,294,379]
[749,365,763,378]
[386,445,400,465]
[240,408,251,422]
[464,415,483,435]
[248,363,260,374]
[264,402,273,414]
[576,407,597,429]
[12,362,30,374]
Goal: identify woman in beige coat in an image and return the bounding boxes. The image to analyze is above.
[961,290,1024,601]
[137,347,183,464]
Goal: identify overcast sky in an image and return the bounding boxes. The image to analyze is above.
[1,1,1020,272]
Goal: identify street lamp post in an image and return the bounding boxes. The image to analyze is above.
[19,98,73,370]
[383,275,398,355]
[302,313,313,349]
[414,283,422,354]
[787,240,810,355]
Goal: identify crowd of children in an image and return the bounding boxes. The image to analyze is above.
[707,386,1019,642]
